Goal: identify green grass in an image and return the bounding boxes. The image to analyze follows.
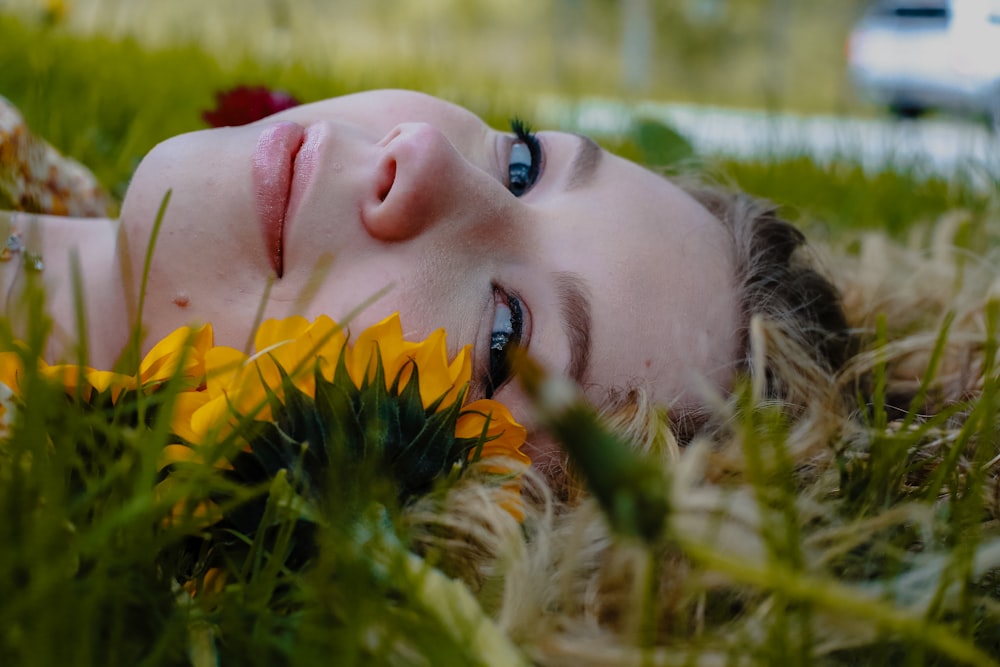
[6,283,1000,666]
[718,155,998,239]
[0,14,352,200]
[5,0,870,114]
[0,13,537,202]
[5,11,995,238]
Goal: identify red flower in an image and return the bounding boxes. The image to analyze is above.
[202,85,300,127]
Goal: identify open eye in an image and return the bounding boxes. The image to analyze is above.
[507,119,541,197]
[486,289,523,398]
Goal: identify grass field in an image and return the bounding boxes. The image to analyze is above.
[5,0,868,112]
[4,3,1000,666]
[3,6,994,234]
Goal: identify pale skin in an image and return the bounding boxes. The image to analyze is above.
[1,90,738,464]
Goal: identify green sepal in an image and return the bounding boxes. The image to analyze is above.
[395,386,465,491]
[357,344,394,461]
[163,338,489,590]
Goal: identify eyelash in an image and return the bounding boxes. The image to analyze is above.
[507,118,542,197]
[481,120,535,397]
[484,286,524,399]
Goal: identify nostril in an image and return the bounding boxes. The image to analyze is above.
[377,158,396,203]
[363,123,449,242]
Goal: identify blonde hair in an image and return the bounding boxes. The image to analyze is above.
[404,188,859,653]
[408,190,1000,664]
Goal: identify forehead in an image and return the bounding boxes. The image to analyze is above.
[540,152,739,410]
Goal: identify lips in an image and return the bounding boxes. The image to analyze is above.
[253,121,305,277]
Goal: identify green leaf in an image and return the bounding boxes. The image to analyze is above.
[633,117,694,168]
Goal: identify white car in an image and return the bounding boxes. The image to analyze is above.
[847,0,1000,127]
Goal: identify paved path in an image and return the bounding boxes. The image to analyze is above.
[537,96,999,189]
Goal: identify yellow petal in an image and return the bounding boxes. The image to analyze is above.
[0,352,24,393]
[247,316,341,403]
[457,399,530,466]
[189,394,241,442]
[251,317,308,395]
[138,325,188,382]
[85,369,136,402]
[301,315,347,361]
[347,313,406,387]
[457,399,529,522]
[254,340,314,398]
[169,390,212,444]
[140,324,214,386]
[404,329,451,406]
[421,340,471,409]
[204,346,272,425]
[253,316,310,351]
[298,315,347,383]
[346,317,470,410]
[246,352,290,402]
[447,344,473,387]
[204,347,247,398]
[185,323,215,377]
[157,442,201,471]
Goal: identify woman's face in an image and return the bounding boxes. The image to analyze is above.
[121,90,738,440]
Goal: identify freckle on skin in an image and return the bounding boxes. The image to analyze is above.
[645,359,652,369]
[172,292,190,308]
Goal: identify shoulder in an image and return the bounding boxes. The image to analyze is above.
[0,95,112,217]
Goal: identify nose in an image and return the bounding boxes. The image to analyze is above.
[361,122,499,242]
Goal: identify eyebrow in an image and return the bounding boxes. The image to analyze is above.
[565,134,603,191]
[554,271,593,385]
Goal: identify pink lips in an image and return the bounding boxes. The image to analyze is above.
[253,121,305,277]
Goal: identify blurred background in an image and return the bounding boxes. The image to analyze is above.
[1,0,997,234]
[5,0,866,110]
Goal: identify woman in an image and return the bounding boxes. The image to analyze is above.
[1,89,850,471]
[9,89,999,665]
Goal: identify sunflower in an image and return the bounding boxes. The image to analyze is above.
[0,323,213,403]
[154,313,528,589]
[1,314,528,590]
[169,313,527,475]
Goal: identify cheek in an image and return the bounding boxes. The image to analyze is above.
[125,131,215,215]
[127,196,268,343]
[298,259,471,348]
[123,128,255,237]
